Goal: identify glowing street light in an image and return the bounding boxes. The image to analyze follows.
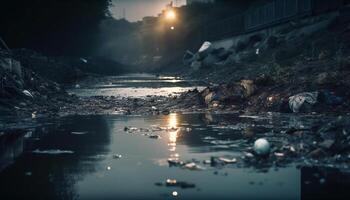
[165,9,176,21]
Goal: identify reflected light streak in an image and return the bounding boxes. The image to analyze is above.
[168,113,179,152]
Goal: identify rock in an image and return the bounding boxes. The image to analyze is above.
[319,139,335,149]
[204,92,214,105]
[314,72,337,85]
[319,91,343,106]
[202,54,221,67]
[183,50,195,66]
[266,36,279,49]
[255,74,273,86]
[253,138,271,156]
[191,61,202,71]
[307,148,324,158]
[240,80,257,98]
[288,92,319,113]
[168,159,184,167]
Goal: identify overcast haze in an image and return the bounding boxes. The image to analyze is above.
[110,0,186,21]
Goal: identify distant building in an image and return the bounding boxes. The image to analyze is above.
[187,0,215,5]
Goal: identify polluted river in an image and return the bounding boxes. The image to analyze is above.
[1,74,349,200]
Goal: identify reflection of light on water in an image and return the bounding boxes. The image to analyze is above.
[169,131,177,144]
[168,113,178,128]
[168,113,179,153]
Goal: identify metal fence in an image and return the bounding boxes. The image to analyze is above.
[245,0,311,31]
[206,0,344,40]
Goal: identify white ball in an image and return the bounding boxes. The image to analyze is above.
[253,138,271,156]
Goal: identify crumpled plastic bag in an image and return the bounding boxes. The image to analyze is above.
[289,92,318,113]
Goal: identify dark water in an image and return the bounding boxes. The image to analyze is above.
[1,113,350,200]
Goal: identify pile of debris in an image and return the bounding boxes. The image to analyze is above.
[0,50,68,115]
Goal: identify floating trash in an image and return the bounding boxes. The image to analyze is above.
[211,156,237,165]
[107,166,112,171]
[218,157,237,164]
[274,152,285,157]
[154,179,196,189]
[149,134,161,139]
[253,138,271,156]
[172,191,178,197]
[183,162,205,171]
[113,154,122,159]
[168,159,184,167]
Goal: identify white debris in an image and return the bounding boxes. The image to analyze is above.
[80,58,88,63]
[253,138,271,156]
[31,111,37,119]
[218,157,237,164]
[289,92,319,113]
[183,162,205,171]
[199,41,212,53]
[113,154,122,159]
[23,90,34,98]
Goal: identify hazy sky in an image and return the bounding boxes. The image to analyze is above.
[110,0,186,22]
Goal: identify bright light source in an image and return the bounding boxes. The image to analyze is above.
[165,10,176,20]
[170,26,175,30]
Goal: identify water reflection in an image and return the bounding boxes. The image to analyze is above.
[68,74,206,98]
[0,116,112,200]
[168,113,179,154]
[0,113,349,199]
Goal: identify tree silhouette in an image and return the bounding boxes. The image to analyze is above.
[0,0,111,56]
